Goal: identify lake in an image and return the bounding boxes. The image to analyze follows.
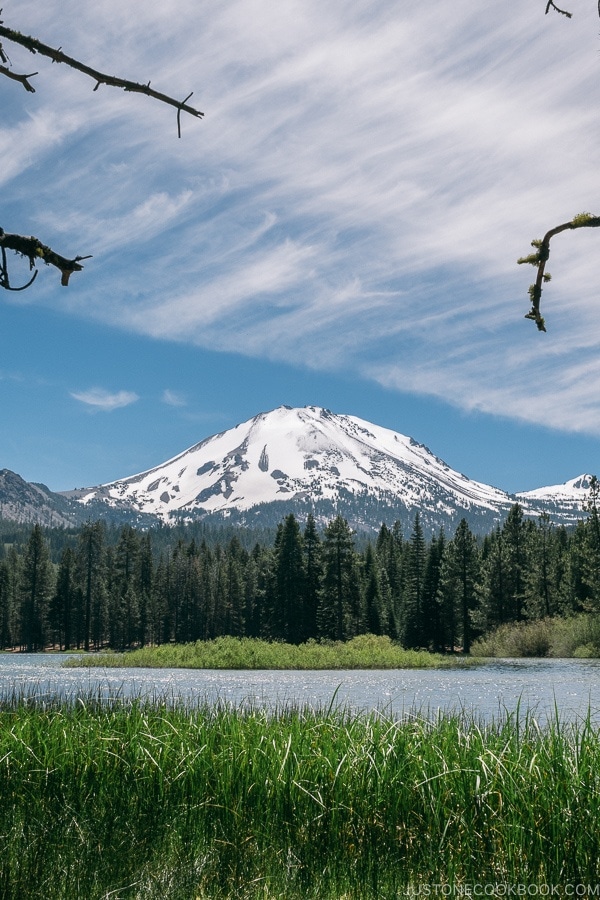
[2,654,600,724]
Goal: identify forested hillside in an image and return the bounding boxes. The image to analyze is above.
[1,500,600,653]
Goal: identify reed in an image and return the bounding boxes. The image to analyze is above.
[1,691,599,898]
[65,633,479,670]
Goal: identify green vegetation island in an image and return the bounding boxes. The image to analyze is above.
[66,633,480,670]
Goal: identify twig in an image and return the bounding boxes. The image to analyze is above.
[545,1,573,17]
[0,22,203,134]
[0,229,91,287]
[0,245,38,290]
[518,213,600,332]
[177,92,194,140]
[0,63,37,91]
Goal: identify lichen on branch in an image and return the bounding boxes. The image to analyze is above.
[518,213,600,332]
[0,229,91,288]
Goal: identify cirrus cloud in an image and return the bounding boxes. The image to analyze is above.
[6,0,600,439]
[161,388,186,407]
[70,387,139,411]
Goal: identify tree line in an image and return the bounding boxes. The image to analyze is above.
[1,495,600,653]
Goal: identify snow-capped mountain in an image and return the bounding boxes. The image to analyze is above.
[515,474,594,520]
[60,406,592,534]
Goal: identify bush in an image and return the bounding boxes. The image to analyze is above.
[470,614,600,658]
[549,614,600,658]
[470,619,552,657]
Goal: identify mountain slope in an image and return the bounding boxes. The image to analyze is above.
[62,405,590,534]
[0,469,78,528]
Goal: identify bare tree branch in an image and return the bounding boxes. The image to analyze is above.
[0,62,37,91]
[0,14,205,292]
[545,1,573,18]
[518,213,600,332]
[544,1,600,18]
[0,21,204,133]
[0,229,91,288]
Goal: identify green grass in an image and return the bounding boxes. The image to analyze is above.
[1,692,599,898]
[65,634,478,670]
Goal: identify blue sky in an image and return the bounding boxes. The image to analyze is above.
[1,0,600,494]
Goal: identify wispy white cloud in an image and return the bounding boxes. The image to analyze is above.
[41,189,194,251]
[70,388,139,411]
[6,0,600,435]
[161,389,186,407]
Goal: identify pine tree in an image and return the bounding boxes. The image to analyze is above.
[19,525,54,651]
[402,514,427,648]
[208,545,228,638]
[76,521,107,651]
[168,540,204,643]
[272,514,306,643]
[117,583,140,650]
[152,555,172,644]
[502,504,531,622]
[437,519,480,653]
[421,529,446,651]
[137,533,154,646]
[362,543,384,635]
[3,547,21,649]
[0,560,10,648]
[479,525,510,631]
[251,543,276,640]
[437,547,459,653]
[51,546,78,650]
[552,525,575,616]
[109,526,141,649]
[243,552,259,638]
[562,521,586,612]
[319,515,362,640]
[524,514,561,619]
[224,548,246,637]
[187,545,208,641]
[375,521,405,640]
[302,514,322,641]
[582,476,600,611]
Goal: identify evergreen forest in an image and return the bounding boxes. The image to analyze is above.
[2,497,600,654]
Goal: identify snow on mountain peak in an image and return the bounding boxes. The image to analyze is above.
[71,406,592,532]
[74,406,504,525]
[516,474,595,503]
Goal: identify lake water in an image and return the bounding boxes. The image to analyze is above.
[2,655,600,724]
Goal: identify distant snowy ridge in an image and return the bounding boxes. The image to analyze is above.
[515,475,595,509]
[61,406,593,534]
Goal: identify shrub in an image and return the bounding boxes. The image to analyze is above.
[470,614,600,658]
